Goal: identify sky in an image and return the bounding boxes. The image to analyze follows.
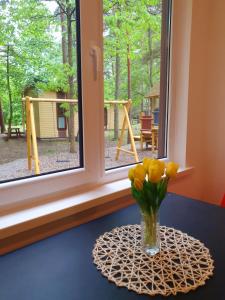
[43,1,58,14]
[42,1,62,43]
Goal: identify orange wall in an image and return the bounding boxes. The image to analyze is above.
[169,0,224,205]
[201,0,225,203]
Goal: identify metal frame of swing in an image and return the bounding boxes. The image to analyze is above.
[22,97,138,175]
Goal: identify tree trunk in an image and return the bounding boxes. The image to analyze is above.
[114,50,120,140]
[0,98,5,134]
[67,9,76,153]
[114,19,121,140]
[148,28,154,115]
[127,43,131,100]
[148,28,153,89]
[60,8,68,65]
[141,82,144,112]
[127,40,131,144]
[6,45,13,141]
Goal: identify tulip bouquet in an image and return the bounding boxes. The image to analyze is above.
[128,158,179,255]
[128,158,179,214]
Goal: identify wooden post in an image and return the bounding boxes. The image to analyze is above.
[152,129,155,153]
[151,127,158,154]
[123,100,139,162]
[115,100,139,162]
[22,97,78,174]
[115,102,130,160]
[25,97,32,170]
[30,102,40,175]
[140,112,144,151]
[21,97,25,134]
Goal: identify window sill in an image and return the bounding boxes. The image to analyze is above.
[0,167,194,241]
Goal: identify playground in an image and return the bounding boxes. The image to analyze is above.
[0,131,156,182]
[0,0,162,183]
[0,94,160,182]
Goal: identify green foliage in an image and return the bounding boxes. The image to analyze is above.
[104,0,162,105]
[0,0,162,126]
[0,0,70,125]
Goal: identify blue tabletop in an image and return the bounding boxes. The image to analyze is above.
[0,193,224,300]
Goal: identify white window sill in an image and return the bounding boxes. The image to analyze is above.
[0,167,194,239]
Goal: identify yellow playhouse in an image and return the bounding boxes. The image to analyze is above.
[24,91,125,139]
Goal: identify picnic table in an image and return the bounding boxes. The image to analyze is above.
[7,127,23,138]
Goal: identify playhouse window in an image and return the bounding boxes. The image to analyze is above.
[57,117,66,130]
[57,104,67,131]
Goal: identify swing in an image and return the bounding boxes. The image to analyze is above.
[104,99,139,162]
[23,97,78,174]
[23,97,138,175]
[113,100,139,162]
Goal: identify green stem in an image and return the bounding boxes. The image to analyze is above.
[142,210,158,247]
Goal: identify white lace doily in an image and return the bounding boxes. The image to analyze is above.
[93,225,214,296]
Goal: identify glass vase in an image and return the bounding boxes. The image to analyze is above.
[141,210,160,256]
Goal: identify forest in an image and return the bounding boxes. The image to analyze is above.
[0,0,162,142]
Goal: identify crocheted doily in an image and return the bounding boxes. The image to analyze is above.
[93,225,214,296]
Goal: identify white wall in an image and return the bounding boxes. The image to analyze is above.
[169,0,225,205]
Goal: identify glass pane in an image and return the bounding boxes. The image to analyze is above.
[103,0,170,170]
[58,117,66,129]
[0,0,82,183]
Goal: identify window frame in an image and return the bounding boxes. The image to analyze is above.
[0,0,175,212]
[0,0,104,210]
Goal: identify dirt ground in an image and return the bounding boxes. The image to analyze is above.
[0,134,157,182]
[0,135,71,164]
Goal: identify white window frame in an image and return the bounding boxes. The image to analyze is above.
[0,0,105,210]
[0,0,189,213]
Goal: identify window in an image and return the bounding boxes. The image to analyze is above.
[0,0,172,207]
[0,0,83,183]
[57,104,67,132]
[57,116,67,130]
[103,0,171,170]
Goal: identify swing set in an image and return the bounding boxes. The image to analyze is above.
[22,96,139,175]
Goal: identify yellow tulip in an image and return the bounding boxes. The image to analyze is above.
[158,160,165,175]
[149,159,165,176]
[128,168,135,181]
[166,162,179,178]
[142,157,153,172]
[134,178,143,191]
[148,165,162,183]
[149,159,158,167]
[133,164,146,182]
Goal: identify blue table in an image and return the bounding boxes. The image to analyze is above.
[0,193,224,299]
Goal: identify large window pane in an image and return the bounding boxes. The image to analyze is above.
[103,0,171,170]
[0,0,83,183]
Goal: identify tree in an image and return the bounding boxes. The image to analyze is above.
[5,45,13,140]
[0,0,56,133]
[104,0,162,143]
[0,0,79,152]
[0,98,5,133]
[0,0,162,150]
[47,0,77,153]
